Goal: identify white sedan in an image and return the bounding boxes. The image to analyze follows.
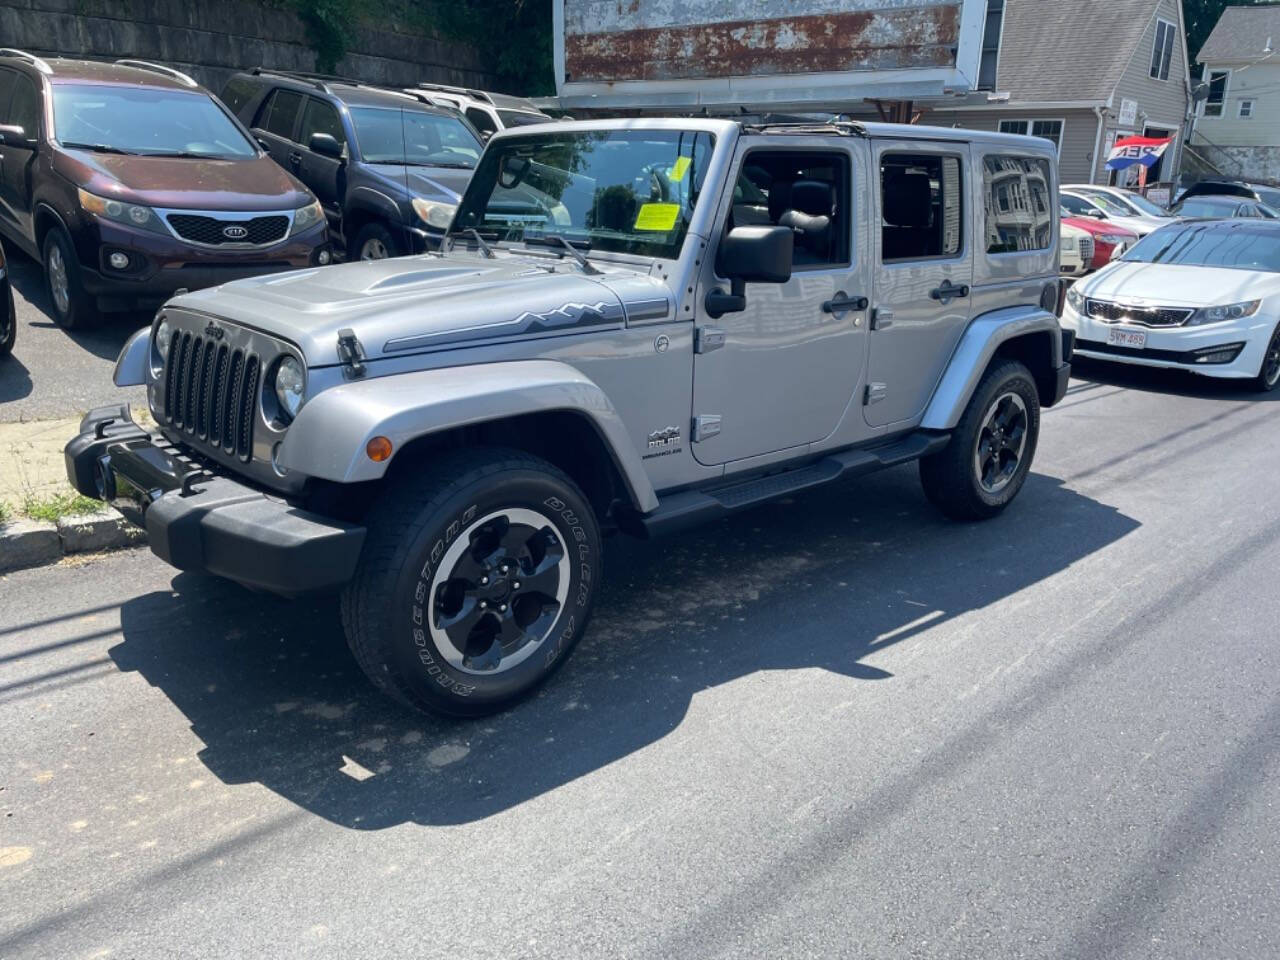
[1061,188,1171,237]
[1061,219,1280,391]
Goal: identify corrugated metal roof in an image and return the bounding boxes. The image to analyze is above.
[1197,5,1280,62]
[996,0,1159,103]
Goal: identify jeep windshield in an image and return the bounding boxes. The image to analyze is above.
[351,107,482,168]
[454,129,716,258]
[52,85,256,159]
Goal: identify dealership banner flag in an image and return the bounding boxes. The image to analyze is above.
[1106,135,1173,171]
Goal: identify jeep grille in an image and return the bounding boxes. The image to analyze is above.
[163,331,261,461]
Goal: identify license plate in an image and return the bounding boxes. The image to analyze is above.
[1107,327,1146,349]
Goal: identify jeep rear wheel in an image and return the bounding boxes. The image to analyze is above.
[919,360,1040,521]
[341,448,601,717]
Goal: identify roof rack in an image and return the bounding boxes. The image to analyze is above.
[249,68,420,104]
[0,48,53,75]
[116,59,197,87]
[416,82,492,104]
[739,119,868,138]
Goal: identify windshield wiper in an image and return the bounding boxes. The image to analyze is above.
[447,227,496,259]
[404,160,475,170]
[137,151,218,159]
[523,233,602,275]
[60,142,136,155]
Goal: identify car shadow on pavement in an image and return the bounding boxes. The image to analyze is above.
[110,467,1139,830]
[1071,356,1280,401]
[0,353,34,402]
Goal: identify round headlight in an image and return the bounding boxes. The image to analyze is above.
[128,205,150,225]
[153,317,172,354]
[273,356,305,421]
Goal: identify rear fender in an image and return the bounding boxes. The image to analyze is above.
[921,306,1064,430]
[278,359,658,512]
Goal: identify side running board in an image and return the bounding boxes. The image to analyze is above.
[623,431,950,539]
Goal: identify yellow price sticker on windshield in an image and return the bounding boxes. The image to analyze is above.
[634,203,680,232]
[668,156,692,182]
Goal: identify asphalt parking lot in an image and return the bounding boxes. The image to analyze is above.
[3,351,1278,958]
[1,248,148,423]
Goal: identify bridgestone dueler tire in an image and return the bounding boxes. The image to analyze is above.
[919,360,1040,521]
[340,448,602,717]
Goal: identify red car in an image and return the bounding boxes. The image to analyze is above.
[1061,209,1138,270]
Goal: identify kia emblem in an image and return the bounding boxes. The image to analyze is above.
[222,224,249,240]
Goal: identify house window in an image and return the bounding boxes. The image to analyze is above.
[1240,99,1254,118]
[998,119,1063,153]
[1150,19,1177,81]
[1204,70,1229,117]
[978,0,1004,91]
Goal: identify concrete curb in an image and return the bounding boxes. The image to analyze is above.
[0,508,145,574]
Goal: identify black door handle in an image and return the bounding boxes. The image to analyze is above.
[288,151,302,165]
[930,280,970,303]
[822,291,869,313]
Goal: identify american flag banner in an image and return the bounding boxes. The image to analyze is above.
[1105,135,1173,171]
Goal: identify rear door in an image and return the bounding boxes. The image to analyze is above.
[252,88,304,174]
[865,140,973,429]
[296,96,347,222]
[0,71,38,240]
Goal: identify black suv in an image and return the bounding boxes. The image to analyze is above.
[221,70,484,260]
[0,51,329,328]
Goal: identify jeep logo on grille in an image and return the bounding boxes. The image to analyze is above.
[222,224,249,240]
[204,322,225,340]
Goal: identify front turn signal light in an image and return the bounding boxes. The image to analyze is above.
[366,436,393,462]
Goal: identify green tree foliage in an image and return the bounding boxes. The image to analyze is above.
[295,0,365,73]
[1184,0,1272,66]
[417,0,553,94]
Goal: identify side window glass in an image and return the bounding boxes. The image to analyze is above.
[219,77,257,115]
[0,70,16,124]
[881,154,963,261]
[8,76,39,140]
[982,155,1053,253]
[300,98,346,151]
[260,90,303,140]
[466,107,497,136]
[727,150,850,268]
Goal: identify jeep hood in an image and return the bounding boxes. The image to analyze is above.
[169,254,668,366]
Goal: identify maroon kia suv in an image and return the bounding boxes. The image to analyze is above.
[0,51,331,328]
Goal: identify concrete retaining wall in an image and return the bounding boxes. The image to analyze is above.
[0,0,496,95]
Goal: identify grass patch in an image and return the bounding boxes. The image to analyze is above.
[22,490,102,524]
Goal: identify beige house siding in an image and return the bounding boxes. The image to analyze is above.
[1103,0,1191,181]
[1193,61,1280,148]
[924,108,1100,184]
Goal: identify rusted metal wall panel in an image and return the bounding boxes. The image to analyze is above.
[562,0,963,84]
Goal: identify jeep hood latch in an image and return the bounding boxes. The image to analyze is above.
[337,328,367,380]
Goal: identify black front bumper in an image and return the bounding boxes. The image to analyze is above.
[65,405,365,596]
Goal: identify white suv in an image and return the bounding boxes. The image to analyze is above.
[408,83,552,140]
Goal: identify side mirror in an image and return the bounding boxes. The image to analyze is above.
[308,132,344,160]
[0,124,34,148]
[256,136,271,152]
[1089,209,1106,219]
[705,225,794,319]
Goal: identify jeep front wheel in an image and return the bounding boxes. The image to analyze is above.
[919,360,1040,521]
[341,449,601,716]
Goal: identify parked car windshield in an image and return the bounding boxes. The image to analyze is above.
[350,107,481,168]
[1103,190,1168,217]
[454,128,717,258]
[1074,192,1134,217]
[1122,221,1280,271]
[1174,197,1242,218]
[497,110,552,129]
[1253,185,1280,208]
[51,84,256,158]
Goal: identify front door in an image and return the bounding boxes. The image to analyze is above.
[865,141,973,429]
[0,72,38,239]
[297,96,347,224]
[692,141,871,465]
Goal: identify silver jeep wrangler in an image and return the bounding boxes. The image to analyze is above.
[67,119,1072,716]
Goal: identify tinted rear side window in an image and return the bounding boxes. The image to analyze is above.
[220,76,258,115]
[8,76,39,139]
[0,69,17,123]
[983,155,1053,253]
[881,153,963,261]
[260,90,303,140]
